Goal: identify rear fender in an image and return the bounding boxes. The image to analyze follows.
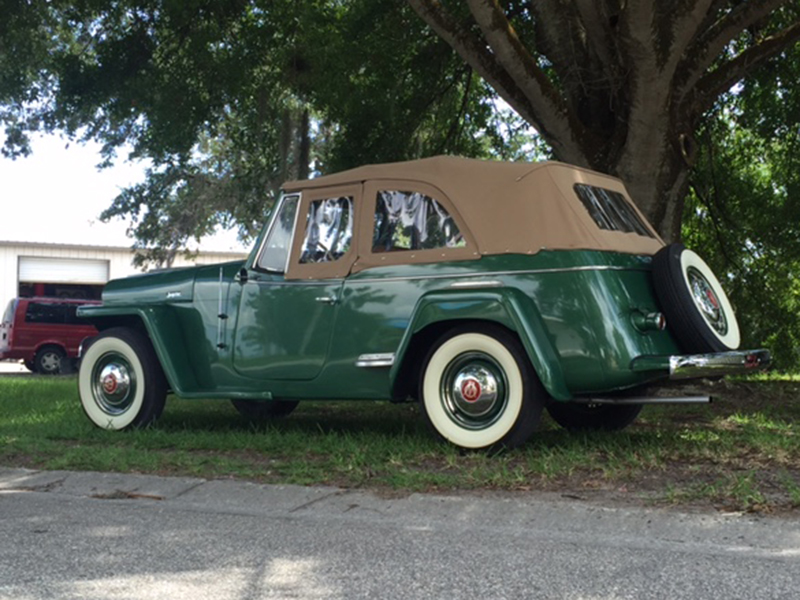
[389,288,571,401]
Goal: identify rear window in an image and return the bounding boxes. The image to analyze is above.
[24,303,80,325]
[2,300,16,325]
[574,184,654,238]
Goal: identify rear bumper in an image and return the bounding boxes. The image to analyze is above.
[630,348,771,380]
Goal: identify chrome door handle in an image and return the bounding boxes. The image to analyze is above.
[315,296,337,305]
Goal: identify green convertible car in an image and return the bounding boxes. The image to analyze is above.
[77,156,769,449]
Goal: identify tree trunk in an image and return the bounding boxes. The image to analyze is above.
[407,0,800,242]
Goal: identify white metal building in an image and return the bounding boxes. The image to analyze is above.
[0,240,248,307]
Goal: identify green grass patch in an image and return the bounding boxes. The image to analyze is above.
[1,374,799,513]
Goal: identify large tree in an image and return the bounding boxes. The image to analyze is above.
[407,0,800,240]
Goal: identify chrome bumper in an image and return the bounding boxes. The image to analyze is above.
[630,349,771,380]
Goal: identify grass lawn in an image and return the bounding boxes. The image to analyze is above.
[1,373,798,514]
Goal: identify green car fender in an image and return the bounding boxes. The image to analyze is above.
[389,287,572,401]
[78,304,198,396]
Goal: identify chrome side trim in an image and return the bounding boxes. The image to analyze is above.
[351,265,649,285]
[355,353,396,368]
[449,280,503,289]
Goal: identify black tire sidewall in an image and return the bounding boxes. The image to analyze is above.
[231,399,299,421]
[546,402,643,431]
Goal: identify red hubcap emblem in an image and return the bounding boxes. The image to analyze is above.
[706,288,720,309]
[461,379,482,403]
[102,374,118,394]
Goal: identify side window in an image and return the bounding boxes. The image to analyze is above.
[373,190,465,252]
[257,194,300,272]
[299,196,353,264]
[25,303,68,324]
[574,184,654,238]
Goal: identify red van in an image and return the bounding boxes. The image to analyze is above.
[0,297,100,374]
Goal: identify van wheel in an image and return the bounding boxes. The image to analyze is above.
[78,328,167,430]
[419,324,545,450]
[34,346,65,375]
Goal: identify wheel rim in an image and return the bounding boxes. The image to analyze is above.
[39,351,61,373]
[686,266,728,336]
[440,352,508,430]
[91,352,136,415]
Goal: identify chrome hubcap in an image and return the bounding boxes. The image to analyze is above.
[92,353,135,415]
[687,267,728,335]
[40,352,61,372]
[441,352,507,430]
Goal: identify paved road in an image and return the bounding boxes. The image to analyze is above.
[1,468,798,599]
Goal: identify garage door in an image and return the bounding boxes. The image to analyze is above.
[18,257,110,284]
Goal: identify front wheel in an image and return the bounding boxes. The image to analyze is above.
[78,327,167,430]
[419,324,545,450]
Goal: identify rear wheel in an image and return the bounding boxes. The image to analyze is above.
[419,324,545,450]
[78,327,167,430]
[34,346,65,375]
[546,402,643,432]
[231,399,299,422]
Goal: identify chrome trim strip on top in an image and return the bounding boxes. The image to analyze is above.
[352,265,650,285]
[355,353,396,368]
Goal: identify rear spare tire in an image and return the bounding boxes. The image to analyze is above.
[652,243,740,353]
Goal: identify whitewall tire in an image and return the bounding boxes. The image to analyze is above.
[653,244,740,353]
[419,324,544,450]
[78,328,167,430]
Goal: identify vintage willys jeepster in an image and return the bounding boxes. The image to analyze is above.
[77,156,769,449]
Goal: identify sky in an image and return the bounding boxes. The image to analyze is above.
[0,134,249,253]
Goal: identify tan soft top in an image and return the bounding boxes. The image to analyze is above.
[283,156,664,258]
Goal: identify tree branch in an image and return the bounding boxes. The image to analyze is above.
[573,0,619,74]
[690,20,800,117]
[463,0,587,162]
[407,0,587,163]
[664,0,716,74]
[677,0,795,98]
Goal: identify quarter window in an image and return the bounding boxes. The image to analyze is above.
[25,303,76,324]
[299,196,354,263]
[257,194,300,272]
[373,190,465,252]
[574,184,654,238]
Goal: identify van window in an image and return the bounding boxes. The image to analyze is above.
[2,300,16,325]
[24,303,78,325]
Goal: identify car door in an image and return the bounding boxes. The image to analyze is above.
[232,186,360,380]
